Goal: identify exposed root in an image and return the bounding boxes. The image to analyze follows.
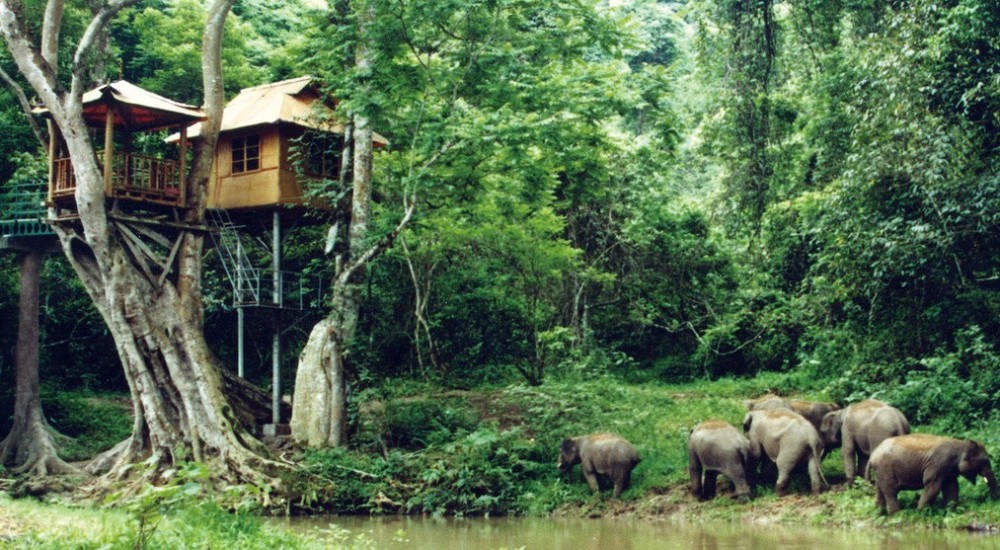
[0,421,80,479]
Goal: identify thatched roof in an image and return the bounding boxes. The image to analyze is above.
[172,76,387,145]
[35,80,205,131]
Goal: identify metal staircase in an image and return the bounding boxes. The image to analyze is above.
[207,207,261,305]
[206,208,325,309]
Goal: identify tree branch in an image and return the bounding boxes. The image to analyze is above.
[0,65,46,149]
[70,0,142,99]
[41,0,64,68]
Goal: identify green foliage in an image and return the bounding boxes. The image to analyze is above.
[380,398,479,450]
[41,391,132,461]
[115,0,266,103]
[832,326,1000,432]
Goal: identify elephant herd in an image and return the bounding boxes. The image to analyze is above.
[559,395,998,515]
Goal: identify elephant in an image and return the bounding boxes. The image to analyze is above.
[743,409,826,496]
[688,420,753,500]
[869,434,999,515]
[558,433,640,498]
[744,394,840,432]
[819,399,910,484]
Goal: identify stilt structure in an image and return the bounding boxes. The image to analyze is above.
[30,81,287,433]
[179,77,387,436]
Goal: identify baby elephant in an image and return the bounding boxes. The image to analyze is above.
[869,434,999,515]
[744,409,826,496]
[558,433,640,498]
[688,420,753,500]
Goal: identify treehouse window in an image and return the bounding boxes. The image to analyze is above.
[304,133,343,179]
[232,135,261,174]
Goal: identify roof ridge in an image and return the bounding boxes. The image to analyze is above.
[239,76,314,93]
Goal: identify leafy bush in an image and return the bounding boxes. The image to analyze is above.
[304,425,546,517]
[381,398,479,450]
[882,326,999,431]
[42,390,133,460]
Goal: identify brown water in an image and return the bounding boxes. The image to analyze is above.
[277,516,1000,549]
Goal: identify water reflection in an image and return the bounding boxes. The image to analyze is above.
[277,516,999,549]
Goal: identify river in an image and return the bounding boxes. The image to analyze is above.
[276,516,1000,549]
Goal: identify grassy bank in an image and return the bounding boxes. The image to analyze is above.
[300,373,999,528]
[1,373,997,547]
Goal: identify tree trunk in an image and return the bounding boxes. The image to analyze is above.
[0,0,286,490]
[291,8,417,445]
[0,249,77,476]
[291,105,372,448]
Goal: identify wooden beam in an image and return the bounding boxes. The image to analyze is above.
[117,222,165,265]
[126,222,173,249]
[157,233,185,288]
[116,224,158,285]
[107,212,209,233]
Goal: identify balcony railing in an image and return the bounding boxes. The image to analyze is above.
[52,151,184,207]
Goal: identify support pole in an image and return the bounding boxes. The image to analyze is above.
[272,210,281,425]
[237,307,245,378]
[236,235,245,378]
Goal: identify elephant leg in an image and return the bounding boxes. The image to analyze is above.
[807,455,823,495]
[918,478,943,510]
[942,479,959,507]
[612,469,632,499]
[858,454,871,483]
[689,455,704,499]
[703,471,718,500]
[775,447,805,497]
[723,467,752,498]
[842,442,857,484]
[875,485,886,512]
[583,468,600,494]
[885,488,902,515]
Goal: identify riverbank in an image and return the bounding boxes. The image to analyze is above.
[1,373,997,547]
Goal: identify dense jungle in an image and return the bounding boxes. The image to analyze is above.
[1,0,999,547]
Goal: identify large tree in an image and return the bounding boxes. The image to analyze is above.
[0,0,282,487]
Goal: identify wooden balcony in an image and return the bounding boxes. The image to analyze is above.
[51,151,185,208]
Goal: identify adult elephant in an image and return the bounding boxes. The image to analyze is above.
[869,434,999,515]
[819,399,910,483]
[743,409,825,496]
[688,420,754,501]
[744,395,840,432]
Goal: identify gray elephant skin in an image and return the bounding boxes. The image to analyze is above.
[819,399,910,483]
[743,409,826,496]
[744,394,840,431]
[688,420,753,500]
[558,433,640,498]
[869,434,999,515]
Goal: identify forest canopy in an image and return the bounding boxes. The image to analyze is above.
[1,0,998,461]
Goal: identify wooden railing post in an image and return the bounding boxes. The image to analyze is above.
[103,108,114,196]
[46,120,56,204]
[178,126,188,207]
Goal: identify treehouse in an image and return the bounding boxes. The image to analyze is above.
[37,80,206,212]
[174,76,387,212]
